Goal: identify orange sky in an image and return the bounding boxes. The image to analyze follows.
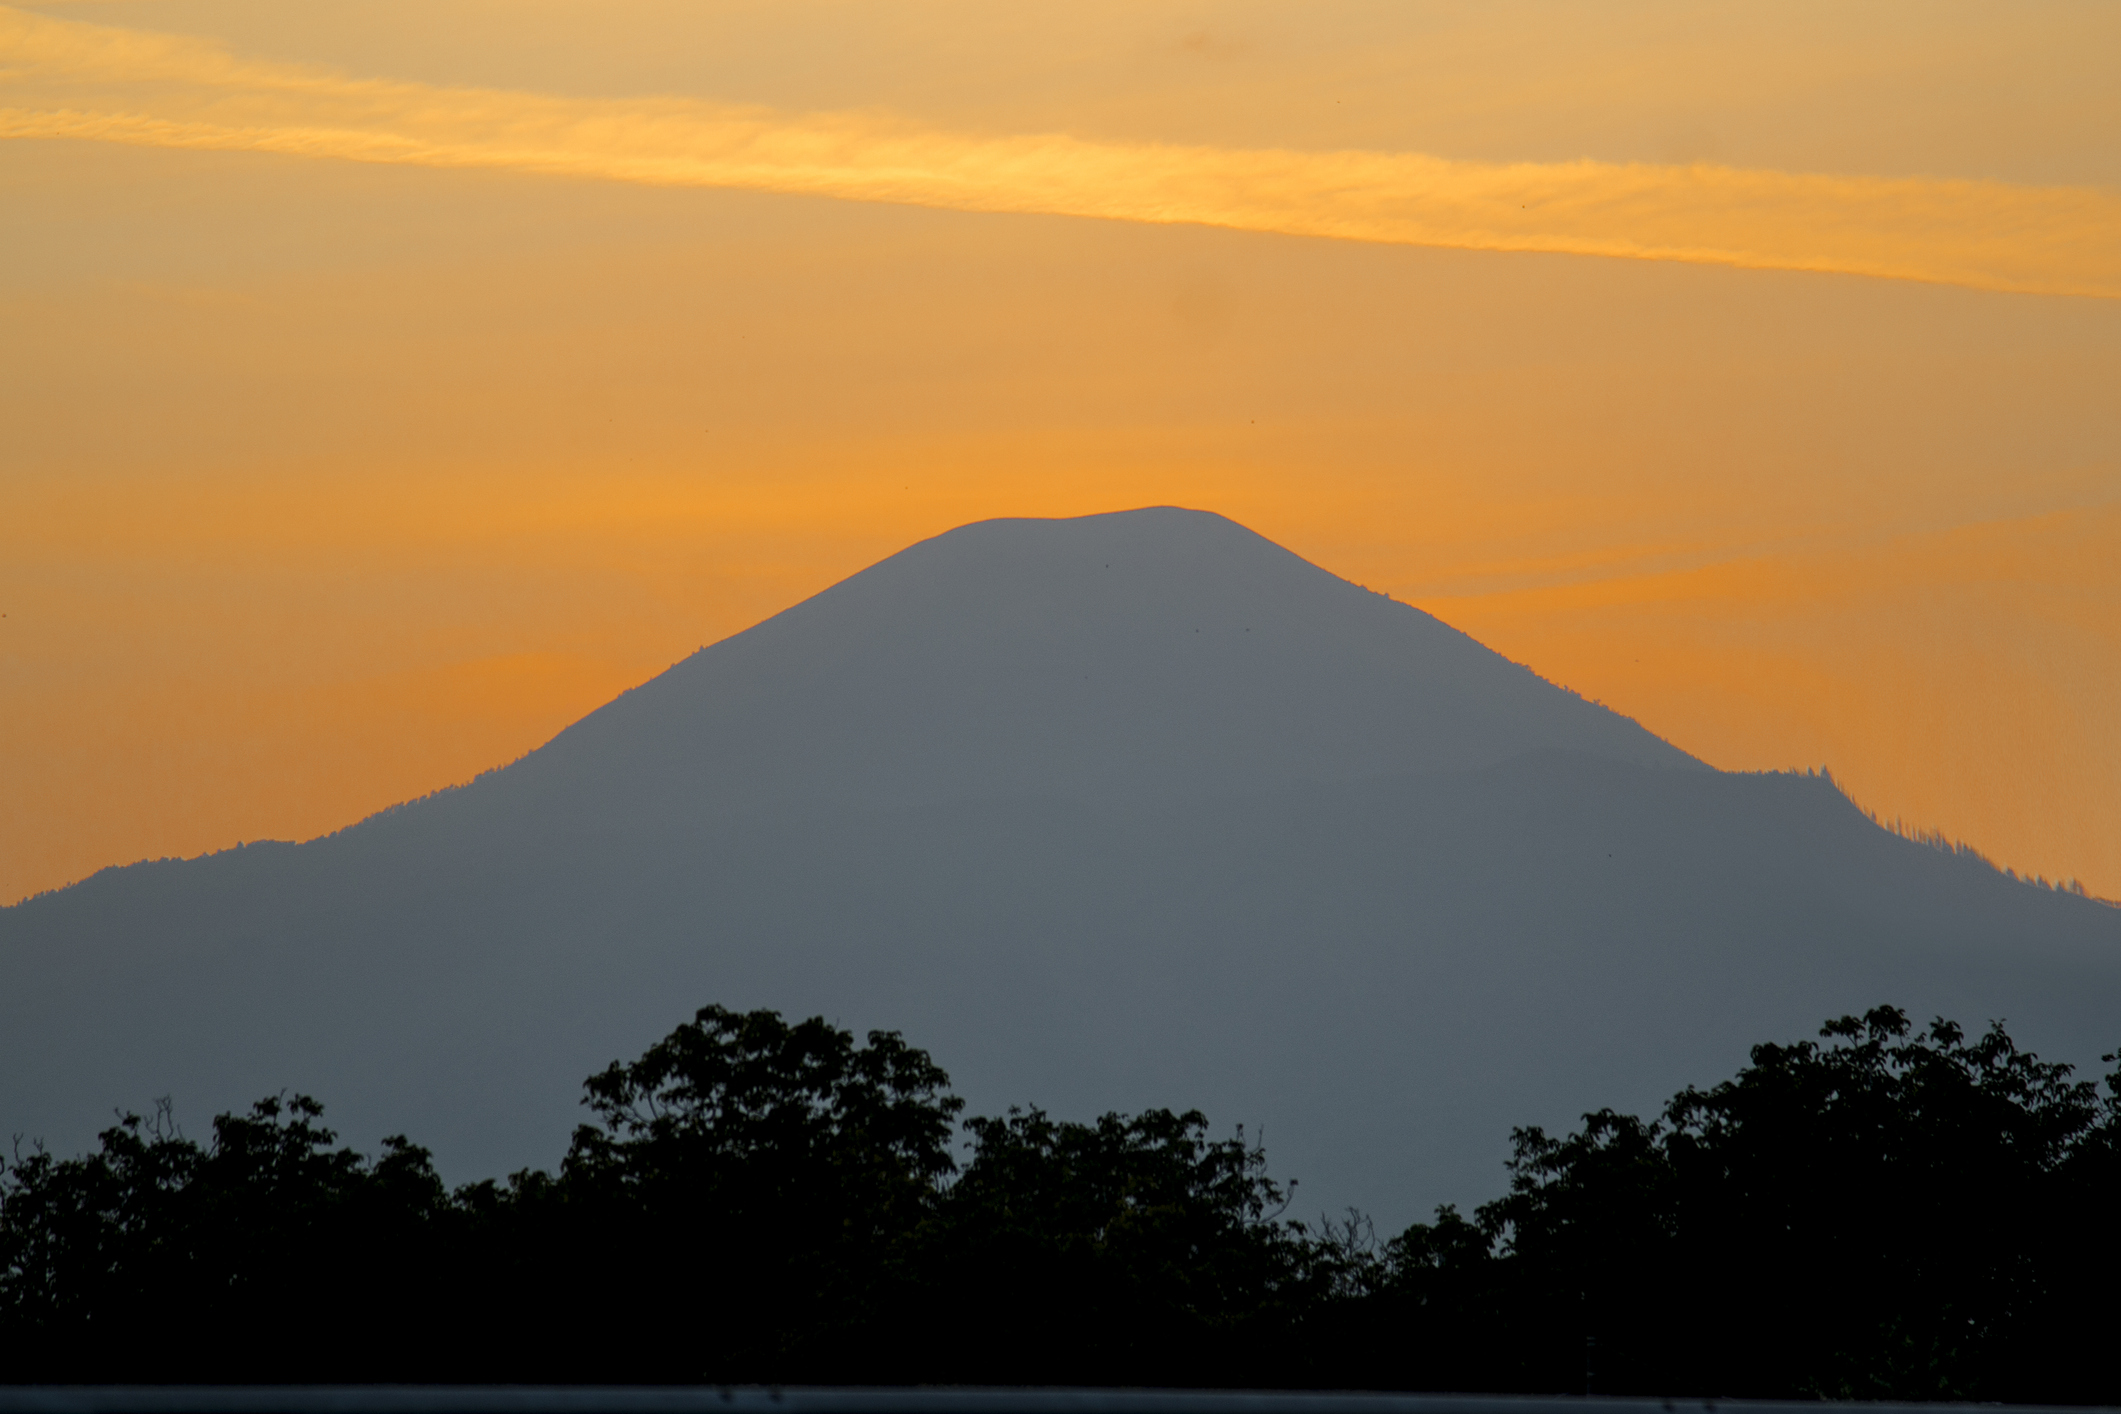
[3,0,2118,903]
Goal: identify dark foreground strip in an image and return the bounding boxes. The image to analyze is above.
[0,1393,2112,1414]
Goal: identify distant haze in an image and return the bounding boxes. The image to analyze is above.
[4,509,2115,1227]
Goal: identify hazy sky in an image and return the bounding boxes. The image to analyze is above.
[4,0,2118,904]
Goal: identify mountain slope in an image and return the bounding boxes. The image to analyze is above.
[469,507,1698,822]
[3,509,2114,1225]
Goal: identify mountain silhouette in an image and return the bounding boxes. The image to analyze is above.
[4,507,2117,1223]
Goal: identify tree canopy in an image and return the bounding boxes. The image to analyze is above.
[4,1002,2117,1397]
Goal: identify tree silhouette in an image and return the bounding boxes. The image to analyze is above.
[1353,1006,2121,1400]
[0,1095,452,1380]
[453,1004,964,1381]
[5,1000,2118,1396]
[912,1105,1316,1385]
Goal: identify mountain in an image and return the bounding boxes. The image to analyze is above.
[4,507,2117,1226]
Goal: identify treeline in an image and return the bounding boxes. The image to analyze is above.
[3,1004,2118,1398]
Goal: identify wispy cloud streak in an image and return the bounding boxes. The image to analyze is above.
[4,6,2117,297]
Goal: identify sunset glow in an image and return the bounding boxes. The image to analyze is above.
[8,5,2121,298]
[4,0,2118,903]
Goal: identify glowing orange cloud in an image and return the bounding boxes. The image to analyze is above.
[3,5,2118,299]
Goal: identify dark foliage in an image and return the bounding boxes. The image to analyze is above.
[0,1095,453,1379]
[910,1106,1318,1385]
[1348,1006,2121,1401]
[5,1003,2118,1396]
[448,1005,964,1380]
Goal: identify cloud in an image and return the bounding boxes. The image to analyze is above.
[3,5,2117,297]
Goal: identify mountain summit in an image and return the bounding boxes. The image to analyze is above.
[501,507,1695,817]
[4,508,2116,1223]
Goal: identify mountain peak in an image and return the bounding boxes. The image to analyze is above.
[501,507,1697,816]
